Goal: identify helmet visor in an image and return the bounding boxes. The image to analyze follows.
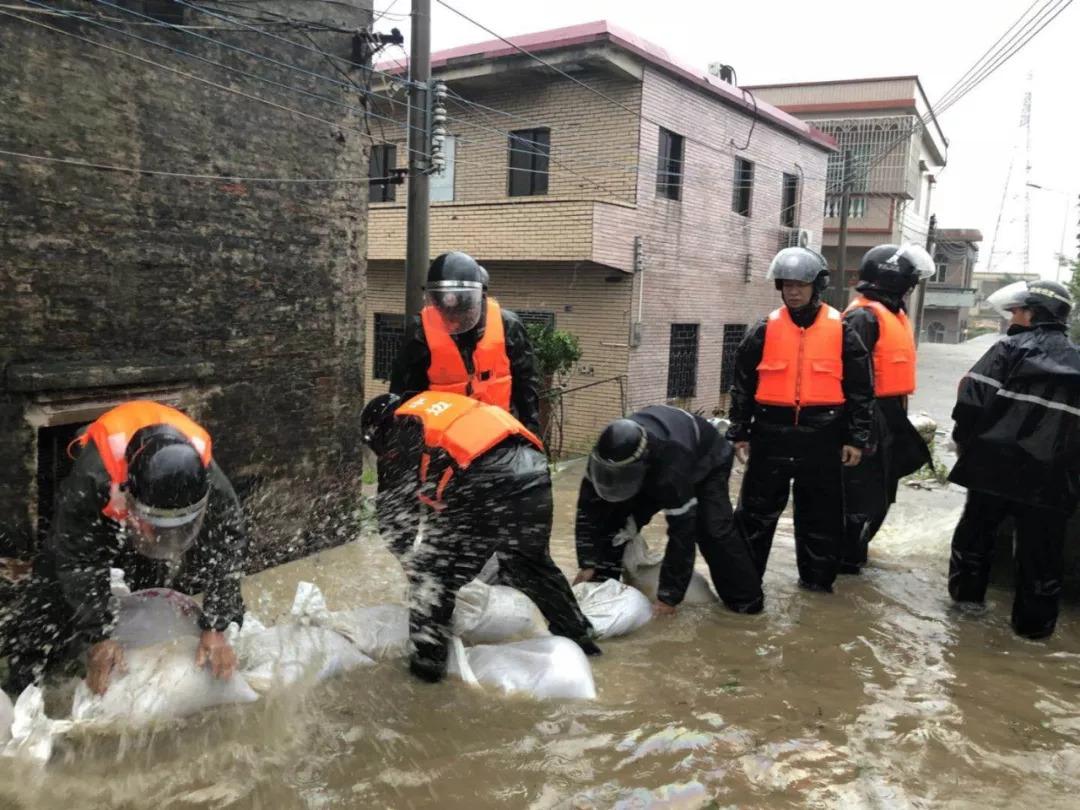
[766,248,828,284]
[986,281,1030,320]
[587,454,647,503]
[128,493,208,562]
[426,281,483,335]
[892,244,936,280]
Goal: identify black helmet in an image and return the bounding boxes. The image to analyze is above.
[987,279,1074,324]
[125,425,210,562]
[1025,280,1073,324]
[587,419,648,502]
[426,252,487,335]
[858,243,935,294]
[361,392,402,455]
[766,247,830,293]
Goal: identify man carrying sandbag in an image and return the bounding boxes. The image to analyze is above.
[2,401,246,697]
[573,406,764,616]
[361,390,599,683]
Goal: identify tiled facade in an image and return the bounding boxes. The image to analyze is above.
[368,23,832,454]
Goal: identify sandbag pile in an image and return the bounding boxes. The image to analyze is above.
[619,531,717,605]
[572,579,652,639]
[448,637,596,700]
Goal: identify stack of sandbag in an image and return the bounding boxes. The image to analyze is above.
[572,579,652,639]
[232,583,375,693]
[619,531,717,605]
[448,637,596,700]
[1,686,73,765]
[451,581,550,644]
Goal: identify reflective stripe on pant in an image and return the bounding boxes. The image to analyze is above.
[735,430,844,589]
[407,474,591,680]
[949,490,1068,639]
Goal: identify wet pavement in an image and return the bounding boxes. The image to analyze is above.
[5,333,1080,809]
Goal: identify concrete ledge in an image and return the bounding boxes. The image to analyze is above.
[4,360,216,392]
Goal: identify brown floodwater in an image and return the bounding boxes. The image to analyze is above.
[3,337,1079,809]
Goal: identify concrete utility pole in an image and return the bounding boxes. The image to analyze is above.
[913,213,936,345]
[835,149,853,303]
[404,0,431,323]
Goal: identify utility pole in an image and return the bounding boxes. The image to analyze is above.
[404,0,431,323]
[913,213,936,345]
[835,149,853,307]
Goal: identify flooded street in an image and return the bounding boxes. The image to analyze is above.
[5,335,1080,809]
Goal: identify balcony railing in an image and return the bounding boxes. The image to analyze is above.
[823,195,867,219]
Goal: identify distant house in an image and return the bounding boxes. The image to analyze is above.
[922,229,981,343]
[369,21,834,453]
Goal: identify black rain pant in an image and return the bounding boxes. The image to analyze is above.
[736,429,845,591]
[949,490,1068,639]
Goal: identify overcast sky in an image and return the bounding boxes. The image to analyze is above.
[381,0,1078,279]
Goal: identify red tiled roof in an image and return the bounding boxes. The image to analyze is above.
[378,20,836,151]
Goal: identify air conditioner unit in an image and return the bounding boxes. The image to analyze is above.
[780,227,812,251]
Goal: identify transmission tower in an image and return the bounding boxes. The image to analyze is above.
[986,77,1033,276]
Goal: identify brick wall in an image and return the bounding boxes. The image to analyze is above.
[0,0,371,563]
[626,66,830,414]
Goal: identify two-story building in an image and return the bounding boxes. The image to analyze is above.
[921,228,981,343]
[368,21,834,454]
[969,269,1041,333]
[747,76,948,325]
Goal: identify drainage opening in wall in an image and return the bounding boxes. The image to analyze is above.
[35,421,88,545]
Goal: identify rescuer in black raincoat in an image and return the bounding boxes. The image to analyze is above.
[361,391,597,683]
[1,402,246,697]
[574,405,764,615]
[727,247,875,593]
[840,244,935,573]
[390,252,542,434]
[948,279,1080,639]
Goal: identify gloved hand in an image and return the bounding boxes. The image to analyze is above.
[86,639,127,695]
[195,630,237,680]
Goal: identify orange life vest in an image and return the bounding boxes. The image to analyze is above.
[755,305,846,409]
[75,400,212,521]
[395,391,543,510]
[421,297,512,410]
[844,295,917,397]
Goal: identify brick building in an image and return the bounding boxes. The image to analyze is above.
[922,228,981,343]
[0,1,371,564]
[748,76,948,332]
[368,21,833,454]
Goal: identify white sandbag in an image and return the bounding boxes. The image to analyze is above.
[572,579,652,639]
[452,581,550,644]
[235,619,374,693]
[1,686,73,765]
[111,588,202,649]
[278,580,409,662]
[448,636,596,701]
[70,636,260,727]
[109,567,130,598]
[0,689,13,745]
[312,605,410,661]
[620,533,717,605]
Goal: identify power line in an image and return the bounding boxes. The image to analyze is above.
[169,0,419,88]
[0,147,388,183]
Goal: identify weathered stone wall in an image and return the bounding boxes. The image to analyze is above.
[0,0,372,566]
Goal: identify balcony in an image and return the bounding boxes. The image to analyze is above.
[924,287,976,309]
[368,198,638,272]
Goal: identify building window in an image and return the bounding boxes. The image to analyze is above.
[933,260,948,283]
[369,144,397,203]
[780,172,799,227]
[508,128,550,197]
[373,313,406,380]
[515,310,556,331]
[732,157,754,216]
[656,128,684,201]
[720,323,747,394]
[667,323,699,399]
